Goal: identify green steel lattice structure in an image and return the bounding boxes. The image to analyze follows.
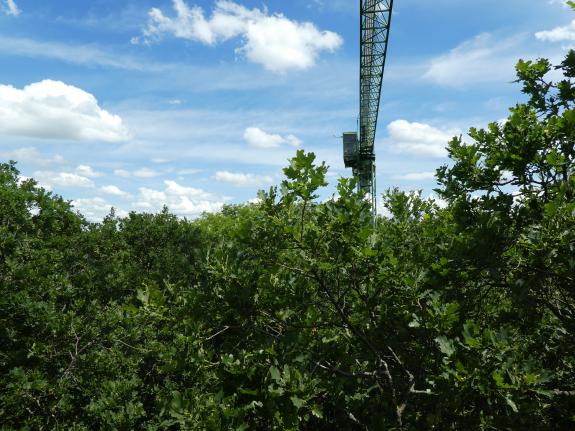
[343,0,394,215]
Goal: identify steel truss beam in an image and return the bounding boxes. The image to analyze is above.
[357,0,393,214]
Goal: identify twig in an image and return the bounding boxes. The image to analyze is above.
[316,361,376,378]
[205,325,231,341]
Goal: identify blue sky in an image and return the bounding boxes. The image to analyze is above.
[0,0,573,219]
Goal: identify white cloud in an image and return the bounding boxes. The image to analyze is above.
[72,197,128,221]
[100,185,131,198]
[427,193,448,209]
[387,120,459,158]
[243,127,301,149]
[395,171,436,181]
[239,15,342,73]
[536,20,575,42]
[134,167,160,178]
[113,167,160,178]
[0,36,148,70]
[75,165,102,178]
[2,0,20,16]
[0,147,65,166]
[214,170,273,187]
[113,169,131,177]
[133,179,226,217]
[177,168,202,175]
[0,80,131,142]
[33,171,95,189]
[423,33,522,87]
[139,0,343,72]
[17,175,30,185]
[151,157,171,163]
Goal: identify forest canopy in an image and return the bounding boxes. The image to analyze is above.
[1,24,575,431]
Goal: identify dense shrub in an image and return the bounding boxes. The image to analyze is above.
[1,46,574,431]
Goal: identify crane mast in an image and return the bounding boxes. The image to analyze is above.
[343,0,394,215]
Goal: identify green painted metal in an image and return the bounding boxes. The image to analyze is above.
[343,0,394,216]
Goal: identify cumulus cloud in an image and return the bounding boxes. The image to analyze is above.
[100,185,131,198]
[0,80,131,142]
[139,0,343,72]
[75,165,102,178]
[423,33,522,87]
[72,197,128,221]
[214,170,273,187]
[133,179,226,217]
[536,20,575,42]
[243,127,301,149]
[2,0,20,16]
[33,171,95,189]
[387,120,459,158]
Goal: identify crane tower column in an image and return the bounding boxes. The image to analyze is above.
[343,0,394,216]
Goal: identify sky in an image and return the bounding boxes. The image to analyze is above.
[0,0,573,220]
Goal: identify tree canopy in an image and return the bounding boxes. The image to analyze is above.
[1,31,575,431]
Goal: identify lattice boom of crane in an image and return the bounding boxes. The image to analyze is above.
[343,0,394,213]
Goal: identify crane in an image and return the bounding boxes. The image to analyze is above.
[343,0,394,216]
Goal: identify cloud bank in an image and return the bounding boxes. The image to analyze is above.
[33,171,95,189]
[134,180,226,217]
[139,0,343,72]
[387,120,460,158]
[423,33,522,87]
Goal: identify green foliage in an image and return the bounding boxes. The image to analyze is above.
[281,149,328,204]
[1,35,575,431]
